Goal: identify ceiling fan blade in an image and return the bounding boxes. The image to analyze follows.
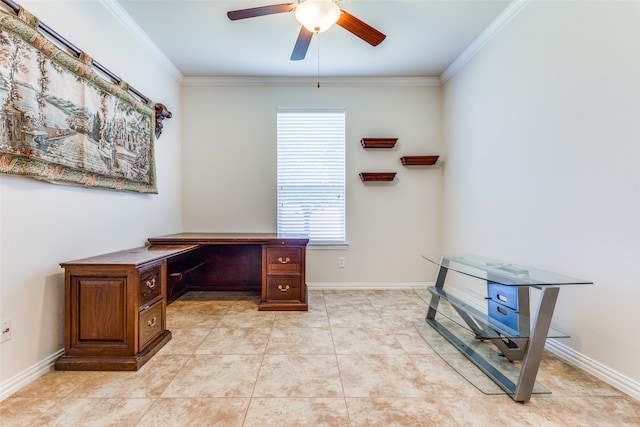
[227,3,295,20]
[291,26,314,60]
[336,10,386,46]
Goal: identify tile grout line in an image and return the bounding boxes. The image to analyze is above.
[321,290,350,426]
[134,302,225,427]
[242,303,274,426]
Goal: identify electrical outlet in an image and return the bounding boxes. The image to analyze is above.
[338,257,345,268]
[1,320,11,343]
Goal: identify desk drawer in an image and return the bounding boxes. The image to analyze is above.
[266,276,301,301]
[139,301,163,350]
[267,248,302,275]
[139,263,162,307]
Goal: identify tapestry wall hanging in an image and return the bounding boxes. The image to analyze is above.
[0,7,157,193]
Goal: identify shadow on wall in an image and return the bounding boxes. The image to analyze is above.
[39,272,66,354]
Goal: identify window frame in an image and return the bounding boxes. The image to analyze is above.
[276,108,347,246]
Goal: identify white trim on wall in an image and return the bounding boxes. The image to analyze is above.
[0,349,63,401]
[99,0,183,82]
[182,76,441,87]
[546,339,640,401]
[440,0,532,84]
[307,282,430,290]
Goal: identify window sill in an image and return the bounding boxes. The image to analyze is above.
[308,242,349,250]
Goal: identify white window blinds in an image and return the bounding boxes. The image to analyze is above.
[277,110,346,244]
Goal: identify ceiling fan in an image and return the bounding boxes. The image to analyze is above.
[227,0,386,61]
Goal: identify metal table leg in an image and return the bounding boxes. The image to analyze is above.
[513,286,559,401]
[426,259,449,320]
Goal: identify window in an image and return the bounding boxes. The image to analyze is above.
[277,110,346,244]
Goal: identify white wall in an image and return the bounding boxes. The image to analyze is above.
[441,0,640,391]
[182,81,442,284]
[0,0,183,395]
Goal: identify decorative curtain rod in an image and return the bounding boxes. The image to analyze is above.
[0,0,150,104]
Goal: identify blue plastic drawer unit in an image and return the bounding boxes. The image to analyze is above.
[486,281,530,336]
[487,281,520,310]
[488,299,520,334]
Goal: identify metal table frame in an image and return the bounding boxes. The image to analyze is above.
[422,255,590,402]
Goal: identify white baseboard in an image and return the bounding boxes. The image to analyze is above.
[0,349,63,401]
[546,339,640,401]
[307,282,429,290]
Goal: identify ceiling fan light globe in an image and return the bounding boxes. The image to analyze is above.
[295,0,341,33]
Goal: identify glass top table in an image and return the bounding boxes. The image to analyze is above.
[422,254,592,287]
[417,253,593,402]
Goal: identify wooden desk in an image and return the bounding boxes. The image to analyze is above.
[56,233,308,371]
[55,244,199,371]
[147,233,309,311]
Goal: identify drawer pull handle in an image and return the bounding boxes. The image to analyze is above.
[277,284,290,292]
[278,257,290,264]
[147,317,157,327]
[146,278,156,289]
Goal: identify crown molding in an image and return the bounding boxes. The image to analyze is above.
[99,0,184,83]
[102,0,529,88]
[183,76,441,87]
[440,0,532,84]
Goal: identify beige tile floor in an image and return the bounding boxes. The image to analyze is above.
[2,289,639,426]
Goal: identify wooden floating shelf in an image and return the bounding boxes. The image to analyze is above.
[359,172,397,182]
[361,138,398,149]
[400,155,439,166]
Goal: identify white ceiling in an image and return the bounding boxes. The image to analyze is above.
[115,0,512,79]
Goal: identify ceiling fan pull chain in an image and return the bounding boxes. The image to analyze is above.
[317,33,321,88]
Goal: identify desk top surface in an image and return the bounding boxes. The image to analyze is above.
[61,244,199,267]
[147,232,309,245]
